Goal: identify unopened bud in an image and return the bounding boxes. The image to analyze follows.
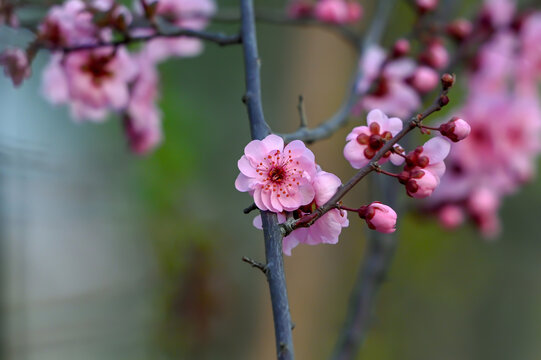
[446,18,473,41]
[392,38,410,58]
[441,73,455,89]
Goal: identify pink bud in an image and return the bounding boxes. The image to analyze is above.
[314,0,349,24]
[446,18,473,41]
[468,188,499,216]
[439,117,471,142]
[406,169,438,198]
[438,205,464,229]
[363,202,397,233]
[415,0,438,13]
[410,66,439,93]
[392,38,410,58]
[0,48,31,87]
[287,1,313,19]
[346,1,363,23]
[420,41,449,70]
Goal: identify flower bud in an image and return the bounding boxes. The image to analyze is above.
[415,0,438,13]
[287,0,313,19]
[420,41,449,70]
[0,48,31,87]
[361,202,397,233]
[346,1,363,23]
[441,73,455,88]
[392,38,410,58]
[446,18,473,41]
[406,169,438,198]
[410,66,439,93]
[438,205,464,229]
[439,117,470,142]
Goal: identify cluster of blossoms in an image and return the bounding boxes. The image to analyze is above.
[235,134,353,255]
[287,0,362,25]
[353,39,447,118]
[236,100,470,255]
[0,0,216,154]
[426,0,541,237]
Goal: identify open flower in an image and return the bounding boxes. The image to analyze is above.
[235,134,317,213]
[41,47,137,121]
[253,168,348,256]
[344,109,404,169]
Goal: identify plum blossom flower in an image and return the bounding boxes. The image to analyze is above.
[253,169,348,256]
[235,134,317,213]
[41,47,138,121]
[0,48,31,87]
[398,137,451,198]
[314,0,362,24]
[410,66,439,93]
[355,47,422,118]
[438,205,464,229]
[137,0,216,63]
[38,0,105,47]
[344,109,404,169]
[123,53,163,154]
[358,202,397,233]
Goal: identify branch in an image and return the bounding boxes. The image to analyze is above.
[239,1,294,359]
[279,0,397,143]
[330,173,399,360]
[281,79,452,236]
[40,27,241,53]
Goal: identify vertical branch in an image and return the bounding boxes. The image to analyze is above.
[239,1,294,359]
[330,164,400,360]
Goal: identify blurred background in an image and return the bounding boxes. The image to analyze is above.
[1,0,541,359]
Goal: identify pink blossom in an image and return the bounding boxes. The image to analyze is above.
[138,0,216,62]
[344,109,404,169]
[360,202,397,233]
[41,47,138,121]
[446,19,473,42]
[438,205,464,229]
[415,0,438,13]
[420,40,449,70]
[287,0,313,19]
[481,0,515,28]
[356,48,422,118]
[439,117,471,142]
[519,14,541,86]
[253,169,348,256]
[124,53,163,154]
[410,66,439,93]
[38,0,104,47]
[0,48,31,87]
[314,0,361,24]
[235,135,317,213]
[468,187,501,238]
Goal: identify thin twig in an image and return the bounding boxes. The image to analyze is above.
[297,95,308,128]
[330,172,399,360]
[40,28,241,53]
[239,1,294,359]
[243,203,258,214]
[242,256,268,274]
[281,80,452,236]
[279,0,397,143]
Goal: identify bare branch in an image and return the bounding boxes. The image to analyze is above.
[239,1,294,359]
[297,95,308,129]
[242,256,268,274]
[40,28,241,53]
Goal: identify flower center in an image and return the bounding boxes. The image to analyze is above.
[81,55,113,86]
[269,166,286,183]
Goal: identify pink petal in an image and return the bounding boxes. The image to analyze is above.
[235,173,255,192]
[423,137,451,163]
[262,134,285,152]
[366,109,387,126]
[238,156,258,177]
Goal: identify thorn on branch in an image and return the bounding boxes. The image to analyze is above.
[243,203,258,214]
[242,256,268,274]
